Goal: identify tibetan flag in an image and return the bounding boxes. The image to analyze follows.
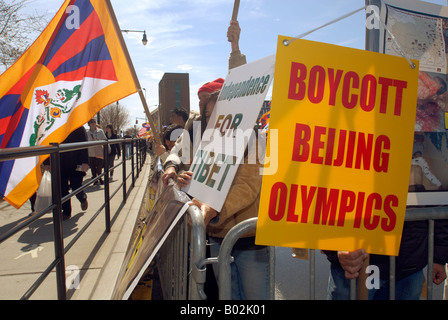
[259,110,270,129]
[0,0,137,208]
[138,126,151,139]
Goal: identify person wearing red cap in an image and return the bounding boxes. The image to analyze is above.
[198,78,225,110]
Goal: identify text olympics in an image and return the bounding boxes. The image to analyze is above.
[268,183,397,232]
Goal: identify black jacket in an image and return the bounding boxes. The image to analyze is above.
[106,132,121,157]
[44,126,89,170]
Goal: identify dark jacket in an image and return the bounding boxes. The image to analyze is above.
[324,219,448,281]
[44,126,89,169]
[106,132,121,157]
[61,126,89,168]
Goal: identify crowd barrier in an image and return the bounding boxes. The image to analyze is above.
[156,205,206,300]
[137,163,207,300]
[152,175,448,300]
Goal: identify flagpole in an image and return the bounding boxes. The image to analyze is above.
[104,0,161,144]
[231,0,240,21]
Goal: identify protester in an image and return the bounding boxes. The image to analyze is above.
[43,126,89,220]
[324,138,448,300]
[160,77,224,182]
[155,124,183,164]
[323,218,448,299]
[124,132,132,159]
[169,108,189,127]
[87,118,108,185]
[105,124,121,179]
[178,91,270,300]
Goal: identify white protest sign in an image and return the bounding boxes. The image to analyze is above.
[183,54,275,211]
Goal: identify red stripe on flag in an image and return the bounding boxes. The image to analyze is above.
[54,60,118,82]
[5,65,37,95]
[0,116,11,136]
[0,104,25,148]
[46,11,105,73]
[37,0,77,66]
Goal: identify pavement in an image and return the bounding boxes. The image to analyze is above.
[0,157,152,300]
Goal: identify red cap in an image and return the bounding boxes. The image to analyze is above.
[198,78,225,95]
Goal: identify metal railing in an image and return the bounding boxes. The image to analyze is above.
[216,217,275,300]
[0,137,147,300]
[213,207,448,300]
[117,176,447,300]
[349,206,448,300]
[156,204,206,300]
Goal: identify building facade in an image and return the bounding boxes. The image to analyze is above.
[158,73,190,127]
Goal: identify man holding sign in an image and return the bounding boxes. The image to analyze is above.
[180,53,275,300]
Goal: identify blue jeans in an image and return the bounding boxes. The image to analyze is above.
[209,237,270,300]
[327,263,424,300]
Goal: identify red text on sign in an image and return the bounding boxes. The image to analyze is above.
[288,62,408,116]
[268,182,397,232]
[292,123,390,173]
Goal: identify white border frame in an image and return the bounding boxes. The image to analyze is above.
[380,0,448,206]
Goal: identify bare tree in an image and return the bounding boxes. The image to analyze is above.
[0,0,48,71]
[98,102,130,135]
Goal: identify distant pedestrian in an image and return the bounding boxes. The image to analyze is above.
[87,119,108,185]
[105,124,121,179]
[124,133,132,159]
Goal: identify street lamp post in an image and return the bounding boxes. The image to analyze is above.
[121,29,148,46]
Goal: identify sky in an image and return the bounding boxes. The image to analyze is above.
[18,0,448,127]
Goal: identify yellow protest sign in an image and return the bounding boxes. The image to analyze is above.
[255,37,419,256]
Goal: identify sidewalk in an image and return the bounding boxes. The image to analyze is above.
[0,158,152,300]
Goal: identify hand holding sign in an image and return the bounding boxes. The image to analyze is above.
[337,249,369,279]
[176,171,193,188]
[189,198,218,227]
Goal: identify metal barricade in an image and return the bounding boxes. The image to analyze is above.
[157,214,189,299]
[349,207,448,300]
[216,217,275,300]
[155,204,207,300]
[187,205,207,300]
[215,207,448,301]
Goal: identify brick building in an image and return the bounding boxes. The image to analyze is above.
[158,73,190,127]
